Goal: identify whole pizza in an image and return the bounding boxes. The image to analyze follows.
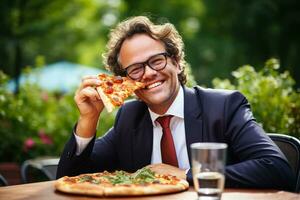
[55,167,189,196]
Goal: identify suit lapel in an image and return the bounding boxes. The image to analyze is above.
[132,111,153,170]
[183,87,203,165]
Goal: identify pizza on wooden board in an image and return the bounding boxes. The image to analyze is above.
[96,73,145,112]
[55,167,189,197]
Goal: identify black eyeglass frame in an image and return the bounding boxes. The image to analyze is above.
[123,52,170,80]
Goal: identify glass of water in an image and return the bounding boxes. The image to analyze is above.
[190,143,227,200]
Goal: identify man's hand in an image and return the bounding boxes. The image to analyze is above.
[74,75,104,138]
[147,163,187,180]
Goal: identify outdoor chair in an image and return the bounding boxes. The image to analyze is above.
[268,133,300,193]
[0,173,8,186]
[21,157,59,183]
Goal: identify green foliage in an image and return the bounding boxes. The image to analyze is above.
[0,0,118,76]
[0,71,115,163]
[2,0,300,89]
[212,59,300,138]
[185,64,197,87]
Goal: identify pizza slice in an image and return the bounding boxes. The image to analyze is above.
[96,73,145,112]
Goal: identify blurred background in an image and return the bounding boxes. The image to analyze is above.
[0,0,300,185]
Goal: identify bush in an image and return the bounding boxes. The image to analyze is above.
[212,58,300,138]
[0,71,115,163]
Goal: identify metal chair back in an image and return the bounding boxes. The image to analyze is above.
[268,133,300,193]
[21,157,59,183]
[0,174,8,186]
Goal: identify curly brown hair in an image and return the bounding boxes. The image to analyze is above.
[102,16,187,85]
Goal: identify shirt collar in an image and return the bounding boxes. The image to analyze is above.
[148,86,184,127]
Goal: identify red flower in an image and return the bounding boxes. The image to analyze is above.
[41,92,49,101]
[38,130,53,145]
[23,138,35,152]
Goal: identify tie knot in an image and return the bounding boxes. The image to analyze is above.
[156,115,173,129]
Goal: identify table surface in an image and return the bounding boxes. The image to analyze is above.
[0,181,299,200]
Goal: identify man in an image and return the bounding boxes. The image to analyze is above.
[57,16,295,190]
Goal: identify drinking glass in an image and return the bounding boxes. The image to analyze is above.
[190,143,227,200]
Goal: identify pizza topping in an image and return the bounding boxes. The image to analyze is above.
[91,179,101,184]
[132,168,156,183]
[104,87,114,94]
[100,168,157,185]
[64,177,76,184]
[104,171,133,185]
[112,96,122,106]
[113,76,123,84]
[63,167,179,186]
[78,175,93,182]
[96,73,145,112]
[98,74,106,78]
[78,175,101,184]
[106,80,114,87]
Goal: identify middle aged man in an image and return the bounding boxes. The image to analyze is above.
[57,16,295,191]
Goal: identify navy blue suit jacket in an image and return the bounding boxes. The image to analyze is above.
[57,86,295,190]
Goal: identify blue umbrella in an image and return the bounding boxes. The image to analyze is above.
[8,61,108,93]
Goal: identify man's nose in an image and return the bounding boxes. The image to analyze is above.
[142,64,157,79]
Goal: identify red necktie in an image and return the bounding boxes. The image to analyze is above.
[156,115,178,167]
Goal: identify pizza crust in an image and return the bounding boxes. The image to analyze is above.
[103,182,189,196]
[55,181,189,197]
[55,180,105,196]
[96,86,115,113]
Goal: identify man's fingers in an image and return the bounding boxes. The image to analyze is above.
[75,87,101,103]
[81,75,99,81]
[78,75,102,90]
[80,78,102,89]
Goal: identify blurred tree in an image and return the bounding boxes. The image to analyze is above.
[227,0,300,85]
[116,0,300,86]
[0,0,117,90]
[194,0,300,86]
[1,0,299,88]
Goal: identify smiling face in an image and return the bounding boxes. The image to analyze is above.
[119,34,181,114]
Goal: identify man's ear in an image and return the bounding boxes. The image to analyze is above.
[171,58,182,74]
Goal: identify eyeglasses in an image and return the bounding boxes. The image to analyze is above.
[123,52,169,80]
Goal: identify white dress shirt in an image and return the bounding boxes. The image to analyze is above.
[74,86,190,170]
[148,86,190,170]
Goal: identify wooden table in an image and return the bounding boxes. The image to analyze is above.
[0,181,299,200]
